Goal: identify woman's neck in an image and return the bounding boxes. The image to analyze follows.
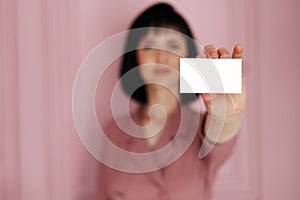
[140,84,180,148]
[144,83,180,118]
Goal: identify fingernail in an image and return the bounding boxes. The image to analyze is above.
[209,51,217,57]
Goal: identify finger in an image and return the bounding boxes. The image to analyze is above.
[241,76,247,103]
[201,93,211,102]
[217,47,230,58]
[232,44,245,84]
[201,93,225,115]
[201,93,212,111]
[204,44,218,59]
[242,76,246,93]
[232,44,243,59]
[196,53,207,58]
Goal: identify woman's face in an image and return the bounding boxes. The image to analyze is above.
[136,28,188,87]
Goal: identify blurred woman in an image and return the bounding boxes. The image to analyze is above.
[98,3,246,200]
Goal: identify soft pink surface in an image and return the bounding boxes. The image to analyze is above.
[1,0,300,200]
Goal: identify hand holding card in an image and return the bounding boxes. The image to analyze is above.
[192,44,246,143]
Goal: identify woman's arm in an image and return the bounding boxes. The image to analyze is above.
[199,44,246,143]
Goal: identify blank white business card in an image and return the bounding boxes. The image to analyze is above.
[180,58,242,93]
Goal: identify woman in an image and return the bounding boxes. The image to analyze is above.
[98,3,246,200]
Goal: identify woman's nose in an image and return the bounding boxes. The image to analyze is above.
[155,49,168,64]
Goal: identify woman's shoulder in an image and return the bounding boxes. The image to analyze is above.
[103,110,142,143]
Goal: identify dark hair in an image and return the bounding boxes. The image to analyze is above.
[120,3,198,104]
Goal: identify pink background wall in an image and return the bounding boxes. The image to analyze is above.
[1,0,300,199]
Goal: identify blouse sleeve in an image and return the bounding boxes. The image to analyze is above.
[198,124,238,178]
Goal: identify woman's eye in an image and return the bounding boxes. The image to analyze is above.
[168,44,180,50]
[142,45,156,50]
[143,46,154,50]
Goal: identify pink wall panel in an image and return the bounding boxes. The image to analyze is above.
[1,0,300,199]
[258,0,300,199]
[0,1,20,200]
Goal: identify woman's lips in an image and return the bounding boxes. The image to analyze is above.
[153,67,170,74]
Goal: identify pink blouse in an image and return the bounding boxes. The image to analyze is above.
[98,106,237,200]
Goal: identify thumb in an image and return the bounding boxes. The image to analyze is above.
[232,44,243,59]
